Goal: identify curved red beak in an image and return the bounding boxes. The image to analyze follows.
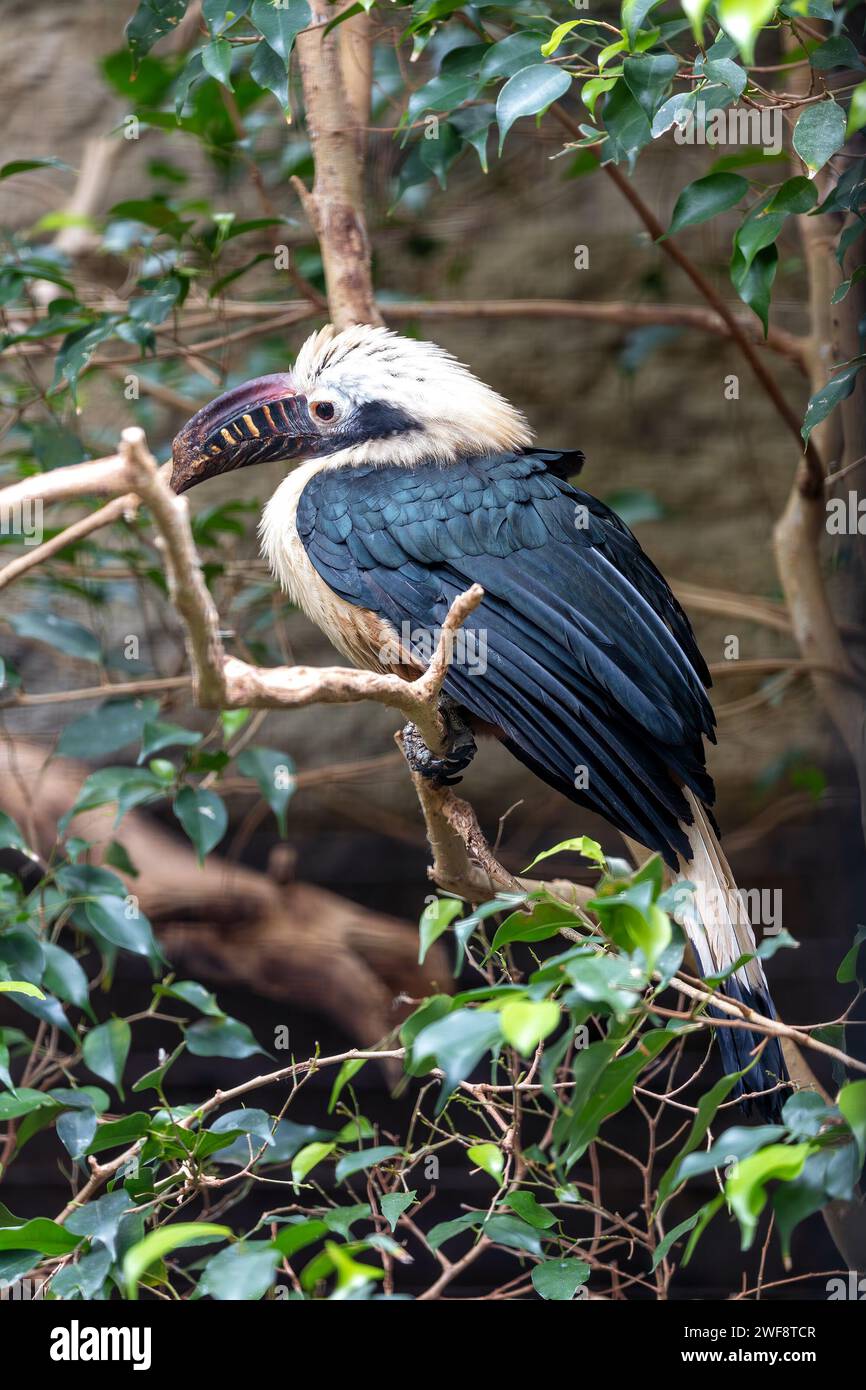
[170,372,319,494]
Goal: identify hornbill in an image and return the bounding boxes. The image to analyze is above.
[171,324,787,1118]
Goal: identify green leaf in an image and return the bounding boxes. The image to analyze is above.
[86,1112,151,1155]
[500,1000,560,1055]
[523,836,605,873]
[837,925,866,985]
[126,0,190,61]
[801,356,866,443]
[123,1222,231,1298]
[0,1218,80,1255]
[497,64,572,154]
[328,1058,366,1113]
[427,1211,483,1250]
[406,70,479,125]
[600,79,652,168]
[203,0,250,32]
[132,1042,185,1094]
[581,77,618,119]
[490,901,580,952]
[706,59,747,98]
[838,1079,866,1166]
[656,1067,759,1208]
[622,53,678,121]
[541,21,580,57]
[0,811,35,857]
[717,0,778,65]
[682,1194,724,1265]
[651,1212,700,1269]
[0,980,45,1000]
[322,1204,370,1241]
[0,1041,13,1095]
[324,1240,384,1296]
[667,173,748,236]
[0,157,72,180]
[249,0,310,60]
[200,1240,280,1300]
[0,1088,58,1121]
[556,952,644,1021]
[480,32,550,83]
[236,747,295,835]
[50,1246,112,1300]
[847,81,866,138]
[157,980,223,1016]
[811,35,864,72]
[410,1007,503,1108]
[732,242,778,335]
[782,1089,834,1138]
[793,99,847,175]
[726,1142,814,1249]
[466,1142,504,1182]
[62,766,164,829]
[772,1145,848,1261]
[56,1107,98,1160]
[185,1015,265,1059]
[334,1145,401,1182]
[7,611,101,664]
[679,1124,786,1181]
[379,1191,416,1232]
[0,927,44,987]
[57,863,126,899]
[483,1214,544,1256]
[418,896,463,964]
[174,51,205,116]
[7,987,75,1042]
[202,37,233,87]
[291,1141,335,1189]
[173,786,228,862]
[559,1030,674,1167]
[757,928,798,960]
[272,1218,329,1257]
[588,880,672,968]
[622,0,664,45]
[400,994,454,1061]
[138,719,201,763]
[84,895,160,960]
[58,697,159,759]
[505,1191,557,1229]
[64,1191,131,1262]
[245,41,291,108]
[82,1018,131,1094]
[531,1256,590,1300]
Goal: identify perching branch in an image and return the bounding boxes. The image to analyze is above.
[0,433,493,898]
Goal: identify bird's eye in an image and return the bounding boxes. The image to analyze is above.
[312,399,337,423]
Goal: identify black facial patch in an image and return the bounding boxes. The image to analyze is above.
[327,400,421,452]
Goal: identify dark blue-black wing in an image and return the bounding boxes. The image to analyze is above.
[296,449,715,865]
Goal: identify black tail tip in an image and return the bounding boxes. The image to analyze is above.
[710,979,789,1123]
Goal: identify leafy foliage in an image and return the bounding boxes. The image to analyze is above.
[0,0,862,1302]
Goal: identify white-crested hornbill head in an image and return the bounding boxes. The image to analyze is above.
[170,324,532,493]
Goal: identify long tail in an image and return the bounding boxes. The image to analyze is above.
[675,790,788,1120]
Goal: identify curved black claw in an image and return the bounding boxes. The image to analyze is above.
[402,697,477,788]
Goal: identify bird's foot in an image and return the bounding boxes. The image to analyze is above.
[402,696,477,788]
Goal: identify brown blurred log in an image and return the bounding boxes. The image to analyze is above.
[0,741,449,1052]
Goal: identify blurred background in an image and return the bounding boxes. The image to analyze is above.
[0,0,863,1296]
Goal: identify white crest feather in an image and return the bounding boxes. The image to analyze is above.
[292,323,532,466]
